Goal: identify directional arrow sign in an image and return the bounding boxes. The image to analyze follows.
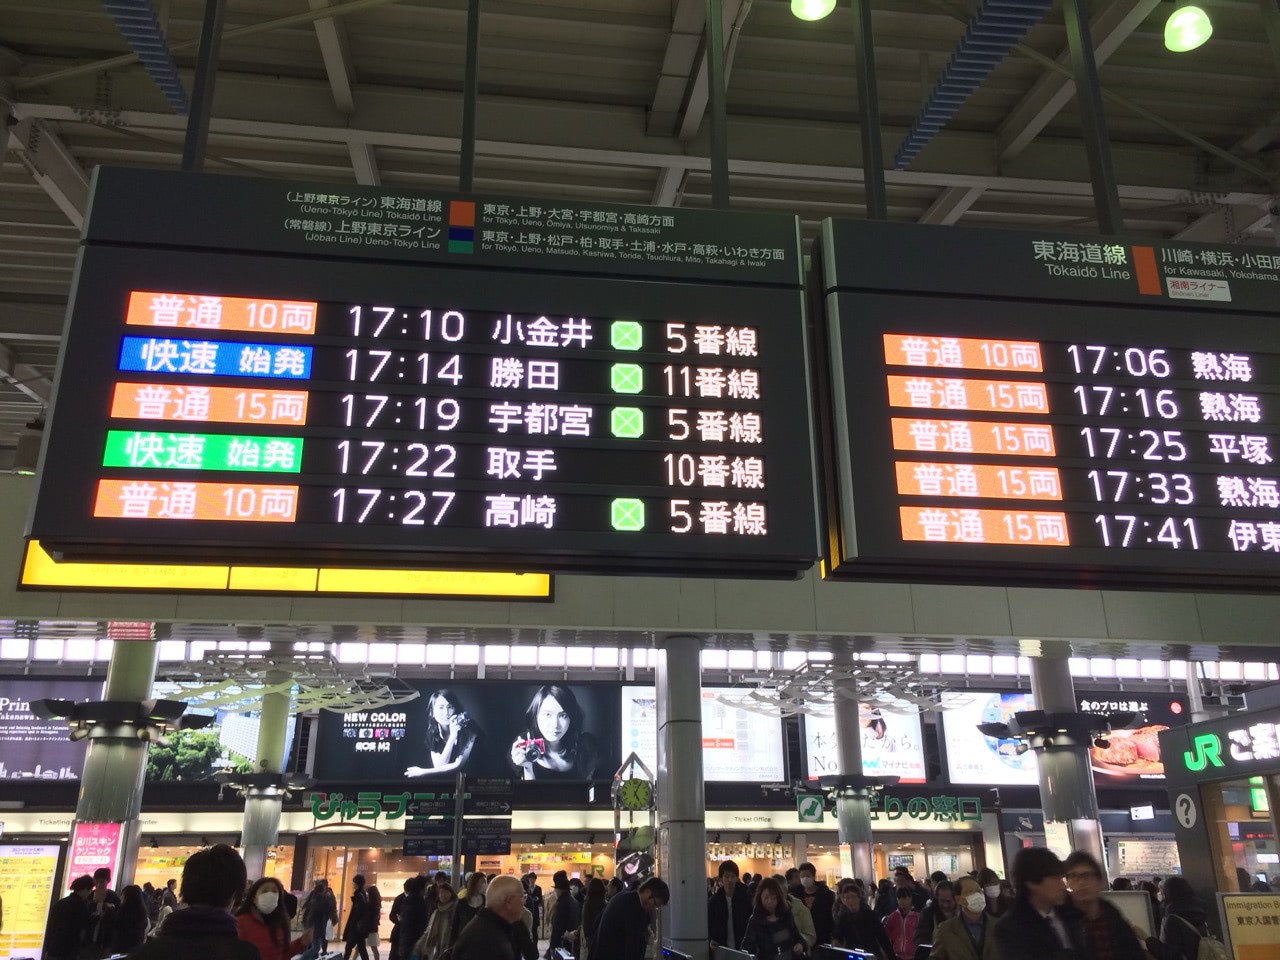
[465,797,513,816]
[797,793,825,824]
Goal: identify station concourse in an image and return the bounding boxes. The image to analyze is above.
[0,2,1279,960]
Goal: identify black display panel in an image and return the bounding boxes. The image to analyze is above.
[29,169,820,576]
[817,220,1280,590]
[313,680,620,782]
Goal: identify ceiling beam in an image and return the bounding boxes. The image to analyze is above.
[676,0,747,143]
[918,185,985,225]
[651,165,685,206]
[348,141,381,185]
[648,0,707,137]
[647,0,748,142]
[1233,108,1280,155]
[1174,203,1273,242]
[997,0,1163,162]
[16,100,1273,212]
[309,0,357,114]
[5,118,89,230]
[0,342,51,404]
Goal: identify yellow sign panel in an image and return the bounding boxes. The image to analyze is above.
[20,540,551,599]
[1222,893,1280,960]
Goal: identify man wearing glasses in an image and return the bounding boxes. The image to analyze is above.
[1062,852,1147,960]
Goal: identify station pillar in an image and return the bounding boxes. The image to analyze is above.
[241,647,293,880]
[656,634,708,960]
[1029,656,1105,870]
[832,653,876,884]
[74,639,160,887]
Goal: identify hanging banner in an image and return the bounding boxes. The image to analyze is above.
[65,822,123,889]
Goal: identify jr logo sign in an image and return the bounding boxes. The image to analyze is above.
[1183,733,1225,772]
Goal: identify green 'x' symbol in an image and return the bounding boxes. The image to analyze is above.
[610,363,643,394]
[611,498,645,531]
[611,320,643,351]
[611,407,644,438]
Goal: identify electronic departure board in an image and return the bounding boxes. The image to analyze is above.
[28,168,820,577]
[816,219,1280,590]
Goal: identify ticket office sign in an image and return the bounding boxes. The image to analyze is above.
[817,220,1280,591]
[29,171,820,577]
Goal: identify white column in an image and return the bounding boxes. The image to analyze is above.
[1029,656,1105,871]
[833,652,875,883]
[657,635,708,960]
[74,640,160,887]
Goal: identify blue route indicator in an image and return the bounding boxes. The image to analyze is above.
[118,336,313,380]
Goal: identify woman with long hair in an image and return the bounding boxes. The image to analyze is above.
[413,882,457,960]
[742,876,807,960]
[236,878,313,960]
[109,884,150,954]
[579,878,607,960]
[450,873,488,943]
[406,689,482,777]
[509,685,601,780]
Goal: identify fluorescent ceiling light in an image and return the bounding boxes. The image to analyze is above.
[1164,5,1212,52]
[792,0,837,21]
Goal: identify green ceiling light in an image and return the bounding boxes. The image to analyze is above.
[1164,4,1213,52]
[792,0,837,21]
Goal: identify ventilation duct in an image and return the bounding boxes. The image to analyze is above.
[100,0,190,114]
[894,0,1051,170]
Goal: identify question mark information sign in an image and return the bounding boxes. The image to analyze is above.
[1174,793,1197,830]
[28,167,821,578]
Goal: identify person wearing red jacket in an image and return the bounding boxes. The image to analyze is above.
[236,877,313,960]
[884,887,922,960]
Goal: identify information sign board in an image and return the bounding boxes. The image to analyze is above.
[30,168,819,577]
[0,844,60,960]
[816,220,1280,590]
[66,822,122,890]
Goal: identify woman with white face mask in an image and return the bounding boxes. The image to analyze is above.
[236,878,313,960]
[928,877,1001,960]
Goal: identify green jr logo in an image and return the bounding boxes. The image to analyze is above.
[1183,733,1225,771]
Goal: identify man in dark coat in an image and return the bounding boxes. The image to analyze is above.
[343,874,371,960]
[708,860,752,955]
[593,876,670,960]
[126,844,261,960]
[547,870,581,957]
[43,874,94,960]
[994,847,1089,960]
[452,875,526,960]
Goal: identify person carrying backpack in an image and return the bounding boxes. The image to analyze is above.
[1144,877,1228,960]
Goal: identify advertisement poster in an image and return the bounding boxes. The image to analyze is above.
[146,682,295,782]
[1084,694,1189,783]
[621,687,785,782]
[941,691,1040,786]
[0,845,60,960]
[0,678,101,780]
[315,681,620,781]
[801,705,927,783]
[66,822,122,888]
[1221,893,1280,960]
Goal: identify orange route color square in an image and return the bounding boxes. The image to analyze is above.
[449,201,476,227]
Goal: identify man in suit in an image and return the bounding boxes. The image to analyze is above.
[994,847,1088,960]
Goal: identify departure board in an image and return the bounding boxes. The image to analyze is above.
[817,219,1280,590]
[28,168,820,577]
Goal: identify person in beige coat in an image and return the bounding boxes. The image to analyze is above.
[412,883,457,960]
[930,877,1002,960]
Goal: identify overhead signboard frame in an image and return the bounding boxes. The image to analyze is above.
[29,168,820,579]
[814,219,1280,591]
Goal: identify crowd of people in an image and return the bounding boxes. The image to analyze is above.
[43,846,669,960]
[706,850,1223,960]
